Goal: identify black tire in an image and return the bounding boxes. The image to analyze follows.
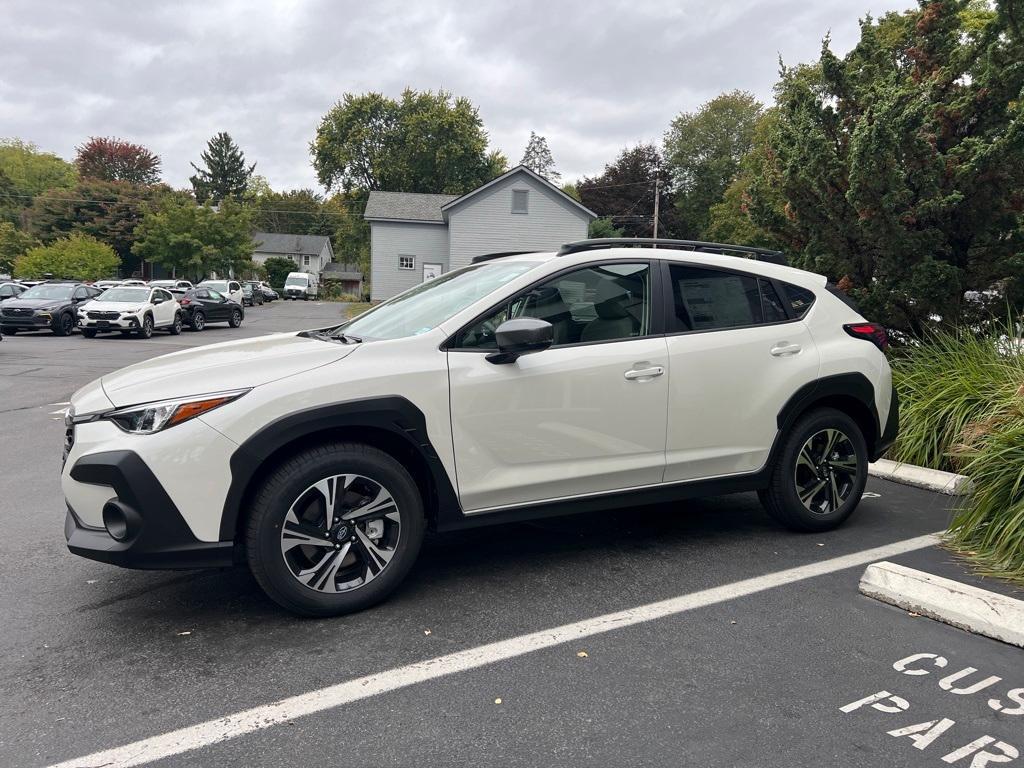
[81,329,97,338]
[168,313,182,335]
[190,312,205,331]
[54,312,74,336]
[245,443,426,617]
[228,308,242,328]
[759,407,868,532]
[119,330,132,337]
[1,326,16,335]
[137,314,154,339]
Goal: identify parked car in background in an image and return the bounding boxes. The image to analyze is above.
[241,282,263,307]
[60,238,897,616]
[175,287,244,331]
[120,279,148,287]
[258,281,278,301]
[78,285,181,338]
[0,282,27,302]
[94,280,123,290]
[283,271,318,300]
[0,280,103,335]
[198,279,243,305]
[150,279,194,291]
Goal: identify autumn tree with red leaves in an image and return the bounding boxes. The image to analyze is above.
[75,137,162,185]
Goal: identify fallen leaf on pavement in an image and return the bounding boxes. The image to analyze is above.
[494,698,502,705]
[577,651,588,658]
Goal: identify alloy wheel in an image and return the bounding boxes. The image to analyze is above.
[792,428,859,515]
[279,474,402,593]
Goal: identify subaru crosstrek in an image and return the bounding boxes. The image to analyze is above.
[62,239,897,616]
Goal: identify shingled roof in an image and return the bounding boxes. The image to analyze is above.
[363,191,458,223]
[253,232,332,255]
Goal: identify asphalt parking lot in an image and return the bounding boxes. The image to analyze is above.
[1,301,1020,768]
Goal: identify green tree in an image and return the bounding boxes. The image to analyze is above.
[14,233,118,280]
[132,197,256,281]
[189,132,256,204]
[75,137,161,185]
[311,89,499,194]
[252,189,337,237]
[747,1,1024,334]
[0,139,77,224]
[519,131,560,182]
[664,91,763,237]
[263,255,298,291]
[577,145,677,238]
[26,179,167,275]
[588,217,625,238]
[0,221,37,275]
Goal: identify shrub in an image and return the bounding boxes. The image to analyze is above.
[14,233,118,280]
[891,317,1024,581]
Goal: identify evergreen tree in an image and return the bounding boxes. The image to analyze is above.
[519,132,560,182]
[189,132,256,204]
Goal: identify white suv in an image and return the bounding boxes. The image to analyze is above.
[78,285,182,338]
[62,239,897,616]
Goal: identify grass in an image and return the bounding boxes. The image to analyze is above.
[890,317,1024,583]
[343,302,373,319]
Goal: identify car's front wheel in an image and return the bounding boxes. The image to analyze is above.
[2,326,16,335]
[81,329,97,338]
[245,443,426,616]
[137,314,154,339]
[54,312,75,336]
[228,308,242,328]
[759,407,867,532]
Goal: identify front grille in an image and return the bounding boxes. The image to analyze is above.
[62,423,75,467]
[2,307,32,317]
[87,311,120,320]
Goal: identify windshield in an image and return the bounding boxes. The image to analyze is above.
[202,281,227,291]
[341,261,538,340]
[20,283,75,300]
[99,287,150,302]
[285,276,308,286]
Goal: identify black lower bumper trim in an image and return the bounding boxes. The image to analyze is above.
[871,384,900,461]
[66,451,235,570]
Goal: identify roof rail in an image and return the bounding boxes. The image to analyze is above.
[556,238,788,265]
[470,250,537,264]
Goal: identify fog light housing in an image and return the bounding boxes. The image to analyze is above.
[102,500,138,542]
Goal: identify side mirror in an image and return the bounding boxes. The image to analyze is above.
[486,317,554,365]
[153,296,164,304]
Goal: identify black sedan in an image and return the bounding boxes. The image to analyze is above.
[173,288,245,331]
[0,280,103,336]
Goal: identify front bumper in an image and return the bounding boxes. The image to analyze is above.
[79,315,139,330]
[0,313,55,328]
[64,450,235,570]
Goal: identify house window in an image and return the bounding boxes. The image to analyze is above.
[303,255,311,267]
[399,255,415,270]
[511,190,529,214]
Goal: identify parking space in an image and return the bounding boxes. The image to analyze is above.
[1,303,1019,768]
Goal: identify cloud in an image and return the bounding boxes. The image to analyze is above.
[0,0,915,190]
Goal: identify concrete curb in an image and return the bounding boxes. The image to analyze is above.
[859,561,1024,648]
[868,458,972,496]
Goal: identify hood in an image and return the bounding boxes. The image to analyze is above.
[2,296,68,311]
[80,299,162,312]
[100,332,358,406]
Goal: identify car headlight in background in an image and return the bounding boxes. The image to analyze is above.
[102,389,250,434]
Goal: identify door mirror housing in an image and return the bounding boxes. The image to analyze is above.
[152,296,165,304]
[486,317,554,364]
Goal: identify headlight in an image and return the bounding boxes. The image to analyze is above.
[103,389,249,434]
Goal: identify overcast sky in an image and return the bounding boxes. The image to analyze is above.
[1,0,916,192]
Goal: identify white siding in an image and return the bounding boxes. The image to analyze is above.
[447,174,590,270]
[370,221,449,301]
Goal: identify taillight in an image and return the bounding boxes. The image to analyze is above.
[179,297,191,306]
[843,322,888,352]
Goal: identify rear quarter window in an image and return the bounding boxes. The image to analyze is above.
[781,283,817,319]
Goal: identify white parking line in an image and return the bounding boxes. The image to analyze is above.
[48,532,941,768]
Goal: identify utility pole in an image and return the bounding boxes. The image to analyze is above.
[652,178,660,244]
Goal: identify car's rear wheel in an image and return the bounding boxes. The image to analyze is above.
[228,308,242,328]
[759,407,867,532]
[54,312,74,336]
[137,314,154,339]
[190,312,205,331]
[246,443,425,616]
[168,313,182,335]
[81,329,97,338]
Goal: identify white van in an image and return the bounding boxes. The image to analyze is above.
[283,271,319,300]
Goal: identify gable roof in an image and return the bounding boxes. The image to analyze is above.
[363,191,458,224]
[440,165,597,219]
[253,232,332,256]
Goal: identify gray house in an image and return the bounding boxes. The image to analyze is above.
[251,232,334,275]
[364,165,596,301]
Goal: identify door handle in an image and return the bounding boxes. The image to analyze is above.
[624,365,665,381]
[770,342,802,357]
